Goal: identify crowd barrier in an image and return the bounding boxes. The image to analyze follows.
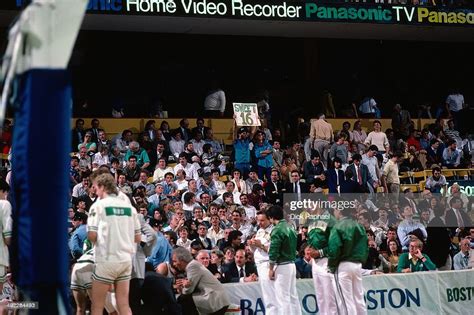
[223,269,474,314]
[69,118,437,145]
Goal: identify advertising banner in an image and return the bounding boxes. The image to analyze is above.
[444,180,474,197]
[5,1,474,27]
[437,270,474,314]
[224,270,474,314]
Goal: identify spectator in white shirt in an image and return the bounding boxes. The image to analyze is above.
[359,96,378,118]
[204,84,226,117]
[174,169,189,192]
[190,132,205,156]
[153,158,174,183]
[176,226,192,250]
[169,131,185,158]
[361,145,381,195]
[239,194,257,224]
[115,129,133,153]
[174,154,199,181]
[365,120,390,153]
[445,90,465,130]
[92,146,110,167]
[212,169,226,195]
[207,214,225,248]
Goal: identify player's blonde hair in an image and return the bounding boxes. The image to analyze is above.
[93,173,118,195]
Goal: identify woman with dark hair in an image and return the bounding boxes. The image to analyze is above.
[184,219,199,241]
[380,240,401,273]
[153,208,168,226]
[211,249,225,278]
[230,169,248,194]
[400,150,423,172]
[247,184,267,210]
[144,120,157,142]
[201,143,217,173]
[363,229,381,270]
[160,121,172,142]
[295,244,313,279]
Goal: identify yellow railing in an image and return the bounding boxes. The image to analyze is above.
[399,169,473,192]
[69,117,436,145]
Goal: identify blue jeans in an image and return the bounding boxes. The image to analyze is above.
[257,166,272,182]
[234,162,251,178]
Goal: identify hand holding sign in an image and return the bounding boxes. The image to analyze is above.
[233,103,261,126]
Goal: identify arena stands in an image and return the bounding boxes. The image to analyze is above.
[60,100,474,312]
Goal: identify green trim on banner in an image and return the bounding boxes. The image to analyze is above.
[224,270,474,314]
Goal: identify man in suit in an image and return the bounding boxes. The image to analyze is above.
[264,169,284,206]
[192,223,213,250]
[285,170,309,194]
[191,118,211,139]
[173,247,230,315]
[324,157,345,194]
[399,188,419,216]
[176,118,192,142]
[223,249,258,283]
[346,154,371,193]
[86,118,103,144]
[141,268,181,315]
[148,140,171,172]
[96,130,112,153]
[426,139,444,168]
[391,104,411,139]
[303,153,325,186]
[71,118,85,152]
[445,197,472,236]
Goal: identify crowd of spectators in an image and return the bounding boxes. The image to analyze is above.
[67,91,473,312]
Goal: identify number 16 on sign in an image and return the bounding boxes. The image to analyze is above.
[233,103,261,127]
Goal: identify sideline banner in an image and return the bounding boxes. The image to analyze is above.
[437,270,474,314]
[444,180,474,197]
[224,270,474,314]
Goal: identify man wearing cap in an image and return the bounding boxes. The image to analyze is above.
[232,125,256,178]
[307,209,336,315]
[69,212,88,261]
[267,205,301,315]
[328,204,368,315]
